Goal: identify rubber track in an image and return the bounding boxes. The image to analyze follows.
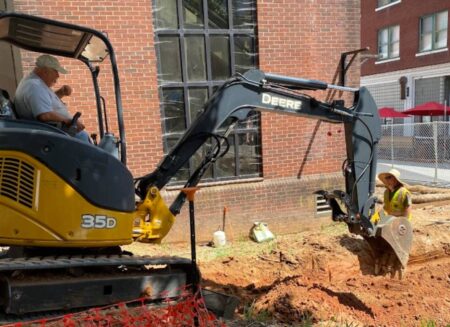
[0,255,192,271]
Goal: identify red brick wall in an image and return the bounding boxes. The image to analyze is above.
[361,0,450,76]
[257,0,361,178]
[12,0,361,242]
[164,173,343,243]
[14,0,164,177]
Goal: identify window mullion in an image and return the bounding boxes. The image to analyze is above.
[432,14,437,49]
[233,132,239,177]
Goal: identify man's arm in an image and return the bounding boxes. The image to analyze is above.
[403,189,412,220]
[37,111,71,125]
[38,111,85,132]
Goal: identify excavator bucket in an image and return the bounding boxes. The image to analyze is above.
[367,213,413,269]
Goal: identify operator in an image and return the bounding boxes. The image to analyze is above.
[14,54,90,143]
[373,168,412,277]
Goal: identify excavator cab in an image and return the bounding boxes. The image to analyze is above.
[0,12,140,249]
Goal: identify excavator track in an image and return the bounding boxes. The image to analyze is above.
[0,254,192,271]
[0,254,196,318]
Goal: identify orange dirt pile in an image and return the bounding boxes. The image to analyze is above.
[200,203,450,326]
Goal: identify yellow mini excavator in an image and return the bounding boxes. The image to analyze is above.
[0,11,412,321]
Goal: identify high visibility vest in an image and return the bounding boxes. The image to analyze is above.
[383,187,411,219]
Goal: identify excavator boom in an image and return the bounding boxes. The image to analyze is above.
[136,69,412,268]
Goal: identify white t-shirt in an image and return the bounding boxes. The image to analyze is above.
[14,72,71,120]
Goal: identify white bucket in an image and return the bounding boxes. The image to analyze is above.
[213,230,226,247]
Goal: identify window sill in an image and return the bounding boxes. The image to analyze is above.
[375,0,401,12]
[375,57,400,64]
[416,48,448,57]
[165,176,264,191]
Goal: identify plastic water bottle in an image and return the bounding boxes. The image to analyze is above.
[213,230,226,247]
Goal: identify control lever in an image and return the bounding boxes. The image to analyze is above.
[63,112,81,137]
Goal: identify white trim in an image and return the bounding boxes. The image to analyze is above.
[375,0,401,12]
[415,48,448,57]
[375,57,400,65]
[361,62,450,85]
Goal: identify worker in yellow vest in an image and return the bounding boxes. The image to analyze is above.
[378,168,412,220]
[373,168,412,277]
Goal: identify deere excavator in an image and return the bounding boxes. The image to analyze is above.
[0,11,413,320]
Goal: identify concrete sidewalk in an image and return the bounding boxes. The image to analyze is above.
[377,160,450,186]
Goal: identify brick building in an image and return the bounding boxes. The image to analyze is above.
[1,0,361,242]
[361,0,450,123]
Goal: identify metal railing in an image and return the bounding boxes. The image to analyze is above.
[377,122,450,186]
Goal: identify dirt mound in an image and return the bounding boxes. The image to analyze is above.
[200,204,450,326]
[125,200,450,326]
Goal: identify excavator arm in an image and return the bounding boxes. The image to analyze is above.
[134,69,412,269]
[136,69,377,229]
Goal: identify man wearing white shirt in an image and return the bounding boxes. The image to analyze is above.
[14,54,90,143]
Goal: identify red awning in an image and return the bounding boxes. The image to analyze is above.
[403,102,448,116]
[378,107,410,118]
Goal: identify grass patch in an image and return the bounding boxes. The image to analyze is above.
[243,300,272,323]
[419,319,438,327]
[319,221,348,236]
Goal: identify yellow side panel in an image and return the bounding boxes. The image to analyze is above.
[0,151,135,247]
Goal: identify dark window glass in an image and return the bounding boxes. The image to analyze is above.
[238,132,261,175]
[188,88,208,124]
[164,135,190,180]
[183,0,204,28]
[232,0,256,28]
[210,35,230,80]
[157,36,182,82]
[191,142,214,179]
[161,88,186,133]
[154,0,178,29]
[216,135,235,177]
[185,36,207,81]
[208,0,229,29]
[234,35,256,73]
[154,0,260,184]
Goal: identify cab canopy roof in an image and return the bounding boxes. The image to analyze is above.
[0,11,109,62]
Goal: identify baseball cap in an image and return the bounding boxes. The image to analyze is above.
[35,55,68,74]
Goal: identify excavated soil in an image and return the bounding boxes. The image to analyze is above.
[127,186,450,327]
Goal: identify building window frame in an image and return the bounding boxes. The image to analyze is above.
[419,10,448,53]
[153,0,261,185]
[378,25,400,61]
[375,0,401,11]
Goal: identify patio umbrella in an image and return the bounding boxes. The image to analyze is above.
[378,107,410,118]
[403,102,448,116]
